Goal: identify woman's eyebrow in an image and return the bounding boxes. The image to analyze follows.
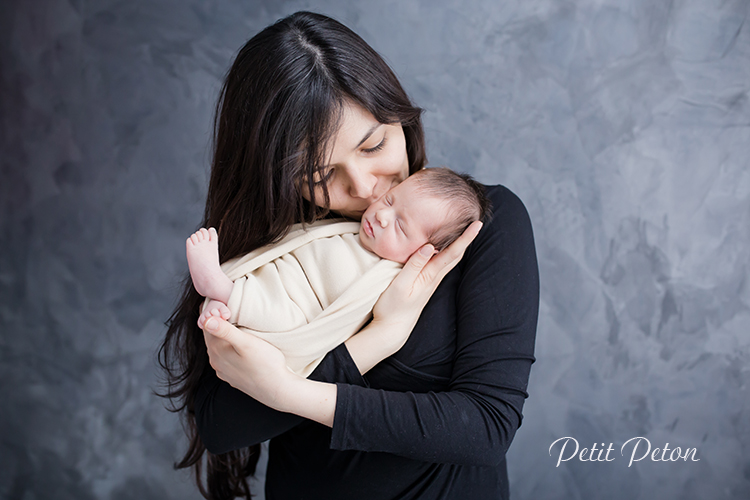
[356,123,383,148]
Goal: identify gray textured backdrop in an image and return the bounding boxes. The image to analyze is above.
[1,0,748,499]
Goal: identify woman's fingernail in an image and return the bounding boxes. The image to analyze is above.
[420,245,434,256]
[205,318,218,331]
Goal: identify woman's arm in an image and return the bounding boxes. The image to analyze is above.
[195,313,429,453]
[195,306,418,453]
[194,342,360,454]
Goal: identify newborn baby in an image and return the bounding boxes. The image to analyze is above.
[186,167,489,376]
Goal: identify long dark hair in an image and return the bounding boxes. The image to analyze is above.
[158,11,426,500]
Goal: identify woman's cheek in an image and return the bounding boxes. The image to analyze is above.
[328,185,369,216]
[387,149,404,174]
[388,128,409,176]
[326,183,348,211]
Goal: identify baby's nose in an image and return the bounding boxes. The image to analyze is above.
[375,209,389,227]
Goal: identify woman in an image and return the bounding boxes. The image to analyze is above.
[160,11,539,500]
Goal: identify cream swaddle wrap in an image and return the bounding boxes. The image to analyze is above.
[211,219,402,377]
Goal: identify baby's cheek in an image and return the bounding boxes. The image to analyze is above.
[358,232,372,253]
[392,242,418,264]
[378,241,403,263]
[404,241,424,259]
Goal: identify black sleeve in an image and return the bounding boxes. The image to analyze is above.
[195,340,366,455]
[330,185,539,466]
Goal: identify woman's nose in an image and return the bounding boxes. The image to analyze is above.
[348,167,379,201]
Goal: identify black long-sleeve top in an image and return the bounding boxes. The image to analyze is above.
[195,185,539,499]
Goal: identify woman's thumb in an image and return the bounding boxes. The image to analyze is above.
[204,317,231,340]
[407,244,435,271]
[419,244,435,257]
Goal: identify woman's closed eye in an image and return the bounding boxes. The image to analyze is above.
[362,135,387,154]
[312,167,334,185]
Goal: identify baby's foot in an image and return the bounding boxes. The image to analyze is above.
[186,227,233,303]
[198,299,232,329]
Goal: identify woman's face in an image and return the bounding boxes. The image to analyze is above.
[302,101,410,219]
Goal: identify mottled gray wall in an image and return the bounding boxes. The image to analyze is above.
[1,0,748,499]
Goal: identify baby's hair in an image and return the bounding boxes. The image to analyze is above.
[411,167,492,251]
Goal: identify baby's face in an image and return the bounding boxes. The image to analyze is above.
[359,177,446,263]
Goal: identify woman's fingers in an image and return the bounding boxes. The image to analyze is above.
[203,316,244,354]
[201,317,294,407]
[419,221,483,286]
[390,220,483,299]
[394,243,435,287]
[203,317,284,364]
[373,221,483,324]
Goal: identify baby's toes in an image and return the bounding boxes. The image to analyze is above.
[219,304,231,320]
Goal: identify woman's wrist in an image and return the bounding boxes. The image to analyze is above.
[345,317,412,374]
[275,376,337,427]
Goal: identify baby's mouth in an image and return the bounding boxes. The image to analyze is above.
[363,218,375,238]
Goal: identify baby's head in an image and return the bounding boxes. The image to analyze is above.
[359,168,491,263]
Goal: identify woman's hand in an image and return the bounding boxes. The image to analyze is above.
[346,220,483,373]
[203,317,337,426]
[375,220,483,328]
[203,317,291,407]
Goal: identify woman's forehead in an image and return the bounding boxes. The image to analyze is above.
[325,101,392,165]
[335,103,381,143]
